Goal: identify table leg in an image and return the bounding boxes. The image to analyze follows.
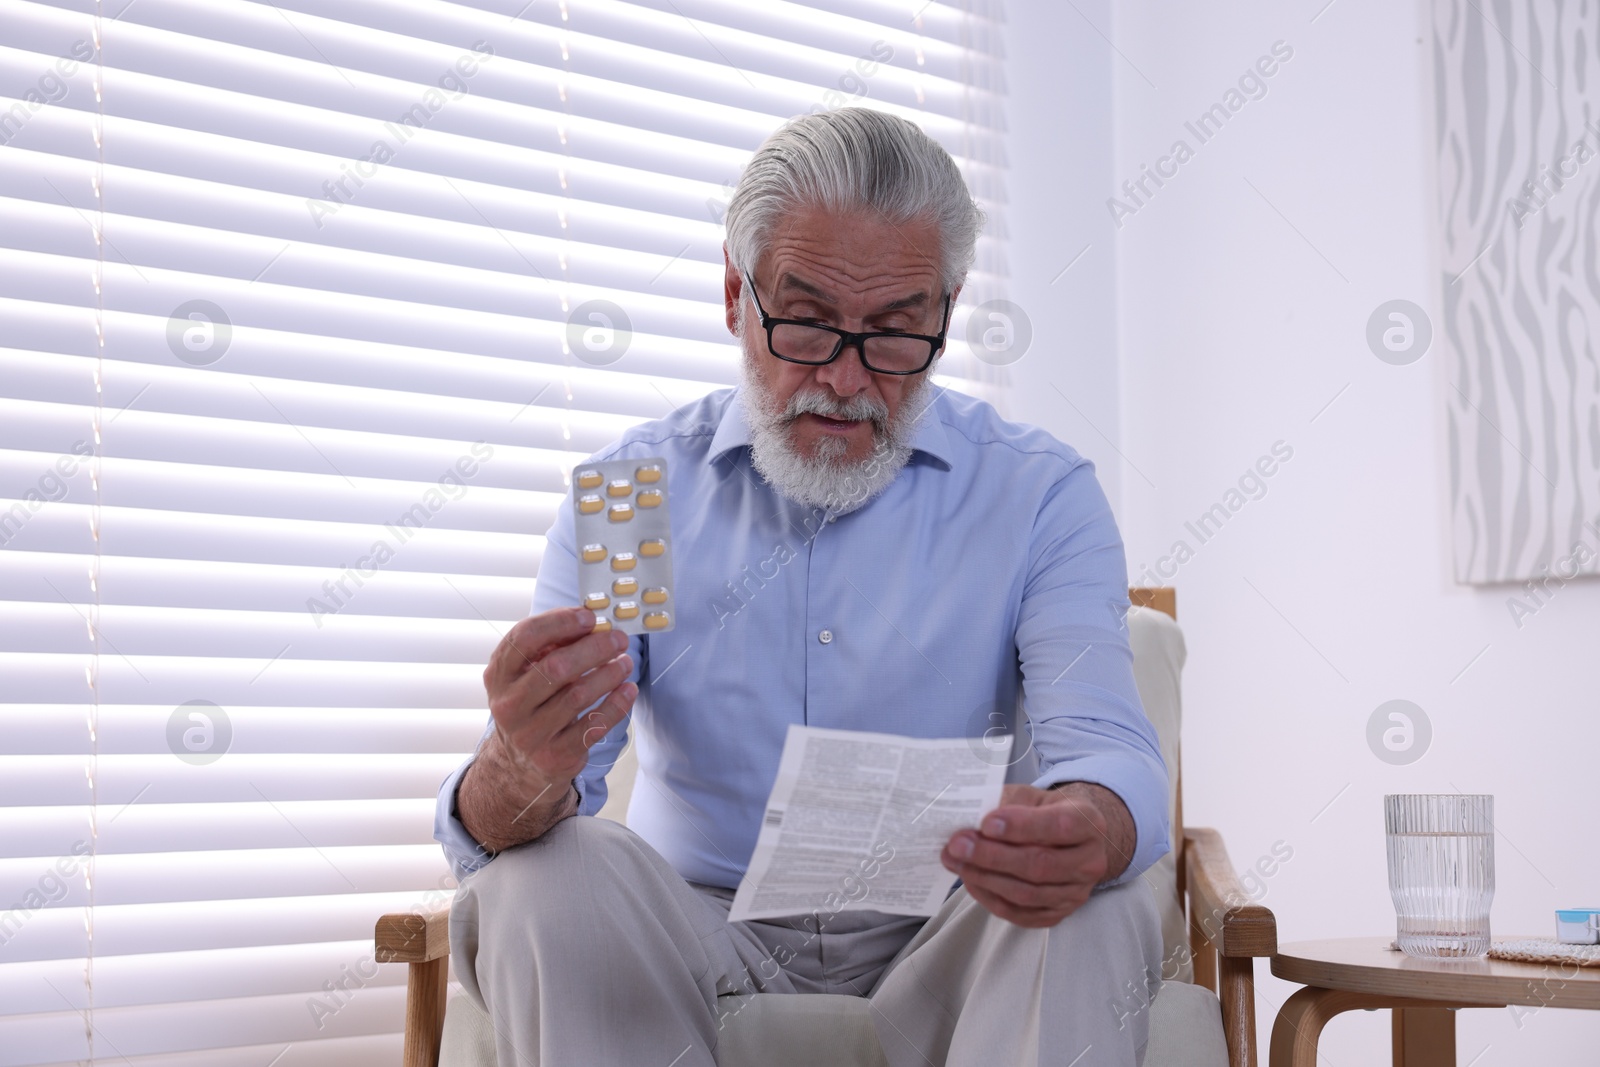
[1271,987,1369,1067]
[1270,990,1486,1067]
[1391,1007,1455,1067]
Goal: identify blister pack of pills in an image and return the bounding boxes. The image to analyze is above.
[572,456,674,636]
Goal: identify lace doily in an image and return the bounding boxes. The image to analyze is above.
[1489,939,1600,968]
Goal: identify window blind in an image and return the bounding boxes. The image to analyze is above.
[0,0,1007,1062]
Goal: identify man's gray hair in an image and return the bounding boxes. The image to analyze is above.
[724,108,985,295]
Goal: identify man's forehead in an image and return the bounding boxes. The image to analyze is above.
[757,207,942,301]
[772,270,933,309]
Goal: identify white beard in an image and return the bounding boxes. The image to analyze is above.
[739,359,932,515]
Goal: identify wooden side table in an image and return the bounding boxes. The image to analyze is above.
[1269,937,1600,1066]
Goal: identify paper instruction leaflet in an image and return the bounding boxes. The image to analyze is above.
[728,724,1008,922]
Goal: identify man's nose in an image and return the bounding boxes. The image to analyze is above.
[812,339,872,396]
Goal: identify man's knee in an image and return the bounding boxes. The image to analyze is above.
[460,814,637,909]
[1057,879,1163,949]
[452,815,730,1017]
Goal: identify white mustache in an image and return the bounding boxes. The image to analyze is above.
[783,390,889,431]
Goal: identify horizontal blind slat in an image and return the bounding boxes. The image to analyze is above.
[1,888,453,962]
[0,654,489,708]
[0,552,538,619]
[0,845,449,908]
[0,798,463,856]
[22,1031,406,1067]
[0,504,548,571]
[0,940,417,1013]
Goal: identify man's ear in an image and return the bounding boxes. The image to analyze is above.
[723,247,743,337]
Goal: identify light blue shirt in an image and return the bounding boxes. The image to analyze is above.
[435,386,1170,888]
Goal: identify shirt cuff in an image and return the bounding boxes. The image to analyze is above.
[1032,758,1171,887]
[433,757,495,882]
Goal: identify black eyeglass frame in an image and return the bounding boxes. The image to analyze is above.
[742,272,953,376]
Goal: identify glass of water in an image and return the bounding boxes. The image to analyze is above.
[1385,794,1495,958]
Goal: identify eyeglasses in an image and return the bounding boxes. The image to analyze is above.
[743,272,951,376]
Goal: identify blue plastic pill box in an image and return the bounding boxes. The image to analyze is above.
[1555,909,1600,945]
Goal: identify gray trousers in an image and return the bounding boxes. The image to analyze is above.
[449,815,1164,1067]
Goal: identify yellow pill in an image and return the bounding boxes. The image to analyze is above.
[614,601,640,620]
[583,592,609,610]
[638,539,666,558]
[581,543,607,563]
[637,489,662,508]
[635,464,662,484]
[607,479,632,498]
[612,577,638,596]
[642,587,669,605]
[576,470,603,489]
[611,552,637,571]
[578,494,603,514]
[591,618,612,633]
[643,611,671,630]
[608,503,634,522]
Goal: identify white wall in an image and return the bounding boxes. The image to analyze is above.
[1000,0,1123,510]
[1114,0,1600,1060]
[1011,0,1600,1061]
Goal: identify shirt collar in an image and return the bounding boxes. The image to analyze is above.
[710,387,954,470]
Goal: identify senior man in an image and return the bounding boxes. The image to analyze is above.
[435,108,1169,1067]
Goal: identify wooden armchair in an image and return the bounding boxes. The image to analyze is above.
[377,588,1278,1067]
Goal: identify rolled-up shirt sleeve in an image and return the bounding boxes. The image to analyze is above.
[1018,459,1171,885]
[433,451,645,881]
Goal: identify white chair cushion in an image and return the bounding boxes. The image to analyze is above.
[1144,981,1230,1066]
[715,994,886,1067]
[439,979,1229,1067]
[440,990,887,1067]
[439,990,495,1067]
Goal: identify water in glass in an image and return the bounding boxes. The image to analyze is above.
[1385,794,1495,959]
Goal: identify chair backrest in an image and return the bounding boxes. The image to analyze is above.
[1126,588,1189,980]
[1129,586,1177,621]
[1128,585,1182,852]
[1132,585,1184,825]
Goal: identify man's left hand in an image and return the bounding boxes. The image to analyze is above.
[941,782,1137,928]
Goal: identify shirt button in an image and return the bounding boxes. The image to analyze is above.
[818,629,833,644]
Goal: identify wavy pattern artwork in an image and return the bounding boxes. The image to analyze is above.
[1435,0,1600,584]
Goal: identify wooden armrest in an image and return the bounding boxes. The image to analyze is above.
[377,904,453,1067]
[1184,827,1278,958]
[376,904,452,964]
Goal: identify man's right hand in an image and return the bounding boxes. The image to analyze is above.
[458,606,637,854]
